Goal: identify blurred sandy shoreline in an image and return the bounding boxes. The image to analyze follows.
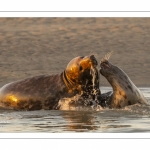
[0,18,150,88]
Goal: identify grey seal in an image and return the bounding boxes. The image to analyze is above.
[0,55,100,110]
[99,52,148,108]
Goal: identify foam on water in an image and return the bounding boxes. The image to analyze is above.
[123,104,150,115]
[100,87,150,116]
[57,94,83,110]
[57,86,150,114]
[57,94,103,111]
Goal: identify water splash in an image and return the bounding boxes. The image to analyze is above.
[57,94,103,111]
[57,94,84,110]
[57,65,102,111]
[123,104,150,115]
[90,65,99,96]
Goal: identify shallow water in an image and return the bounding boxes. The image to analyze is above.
[0,87,150,133]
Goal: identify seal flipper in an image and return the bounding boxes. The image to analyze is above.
[97,91,113,108]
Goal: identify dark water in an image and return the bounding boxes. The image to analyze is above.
[0,87,150,133]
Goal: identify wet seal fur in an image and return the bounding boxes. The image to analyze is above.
[99,52,148,108]
[0,55,100,110]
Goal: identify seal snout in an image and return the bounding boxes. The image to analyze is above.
[90,55,98,66]
[100,60,111,69]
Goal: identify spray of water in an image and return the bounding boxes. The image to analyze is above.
[90,65,97,95]
[57,95,81,110]
[89,65,102,109]
[57,94,102,111]
[57,64,102,111]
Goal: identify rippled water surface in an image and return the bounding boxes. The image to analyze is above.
[0,87,150,133]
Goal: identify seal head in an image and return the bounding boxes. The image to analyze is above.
[63,55,100,99]
[99,52,148,108]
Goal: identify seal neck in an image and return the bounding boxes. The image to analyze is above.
[62,70,81,93]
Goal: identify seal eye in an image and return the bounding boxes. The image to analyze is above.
[79,66,83,71]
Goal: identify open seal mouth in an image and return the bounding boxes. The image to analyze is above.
[100,61,111,69]
[100,51,113,69]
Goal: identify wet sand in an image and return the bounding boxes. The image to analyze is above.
[0,18,150,87]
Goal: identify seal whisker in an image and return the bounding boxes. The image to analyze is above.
[90,51,98,57]
[103,54,107,60]
[107,51,114,60]
[104,52,109,60]
[101,51,114,63]
[70,51,76,58]
[90,50,94,55]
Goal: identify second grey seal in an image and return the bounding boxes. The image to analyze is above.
[99,52,148,108]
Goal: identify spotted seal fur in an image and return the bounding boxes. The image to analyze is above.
[0,55,100,110]
[99,52,148,108]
